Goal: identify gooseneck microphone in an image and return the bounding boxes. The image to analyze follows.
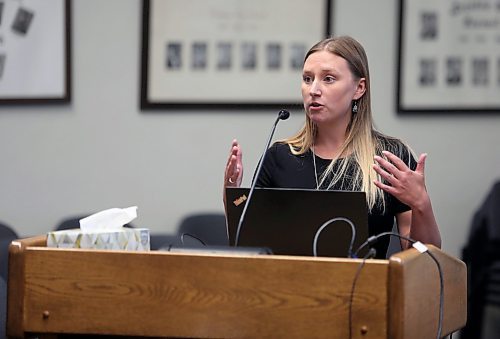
[234,109,290,246]
[277,109,290,120]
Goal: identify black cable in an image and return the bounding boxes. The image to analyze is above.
[352,231,415,258]
[425,249,444,339]
[353,232,444,339]
[180,232,207,246]
[348,248,377,339]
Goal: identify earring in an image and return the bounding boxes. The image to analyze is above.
[352,100,358,114]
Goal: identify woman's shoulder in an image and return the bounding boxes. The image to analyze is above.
[269,141,296,154]
[374,131,409,152]
[268,142,307,161]
[374,131,416,168]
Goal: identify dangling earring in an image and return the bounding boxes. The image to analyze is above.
[352,100,358,114]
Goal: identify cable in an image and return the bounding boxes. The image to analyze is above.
[353,232,444,339]
[180,232,207,246]
[425,249,444,339]
[353,231,415,258]
[348,248,377,339]
[312,217,356,257]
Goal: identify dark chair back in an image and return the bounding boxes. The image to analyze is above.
[0,276,7,339]
[150,233,182,250]
[0,222,18,281]
[177,213,228,246]
[0,222,17,239]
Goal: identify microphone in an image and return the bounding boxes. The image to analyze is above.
[234,109,290,246]
[278,109,290,120]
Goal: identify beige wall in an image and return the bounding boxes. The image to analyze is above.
[0,0,499,257]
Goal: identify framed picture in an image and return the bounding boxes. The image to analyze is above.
[0,0,71,104]
[397,0,500,113]
[141,0,331,110]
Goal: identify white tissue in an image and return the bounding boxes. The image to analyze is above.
[79,206,138,231]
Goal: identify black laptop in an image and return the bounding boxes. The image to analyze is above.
[225,187,369,258]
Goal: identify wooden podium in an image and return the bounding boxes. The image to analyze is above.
[7,235,466,338]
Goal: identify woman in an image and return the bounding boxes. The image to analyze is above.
[224,36,441,258]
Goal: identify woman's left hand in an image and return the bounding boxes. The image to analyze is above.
[373,151,428,209]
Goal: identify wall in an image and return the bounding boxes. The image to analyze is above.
[0,0,499,257]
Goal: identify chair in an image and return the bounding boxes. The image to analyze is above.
[0,222,18,282]
[177,212,228,247]
[0,276,7,339]
[1,222,18,333]
[150,233,182,251]
[0,222,17,239]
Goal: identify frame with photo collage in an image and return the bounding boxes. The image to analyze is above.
[397,0,500,114]
[141,0,332,110]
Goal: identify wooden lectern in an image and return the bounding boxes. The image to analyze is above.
[7,235,466,338]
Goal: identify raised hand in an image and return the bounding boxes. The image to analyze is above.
[373,151,428,209]
[224,139,243,187]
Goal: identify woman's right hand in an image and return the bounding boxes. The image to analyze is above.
[224,139,243,187]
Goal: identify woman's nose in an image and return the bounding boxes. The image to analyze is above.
[310,81,321,96]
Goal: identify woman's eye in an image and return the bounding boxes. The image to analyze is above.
[302,75,312,83]
[324,75,335,82]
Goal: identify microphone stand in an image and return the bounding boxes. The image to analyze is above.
[234,109,290,246]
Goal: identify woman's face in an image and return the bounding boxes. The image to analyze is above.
[301,50,365,127]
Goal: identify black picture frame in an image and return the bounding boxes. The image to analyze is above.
[0,0,71,105]
[140,0,332,110]
[397,0,500,114]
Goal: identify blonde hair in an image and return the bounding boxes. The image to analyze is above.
[284,36,398,212]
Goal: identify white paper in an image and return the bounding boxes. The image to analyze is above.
[79,206,138,231]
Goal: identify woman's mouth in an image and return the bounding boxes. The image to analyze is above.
[309,102,323,110]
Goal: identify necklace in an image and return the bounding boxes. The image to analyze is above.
[311,146,320,190]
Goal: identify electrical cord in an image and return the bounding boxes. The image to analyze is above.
[348,247,377,339]
[180,232,207,246]
[312,217,356,257]
[353,231,414,258]
[425,249,444,339]
[353,232,444,339]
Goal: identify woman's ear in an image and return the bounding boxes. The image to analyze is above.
[353,78,366,100]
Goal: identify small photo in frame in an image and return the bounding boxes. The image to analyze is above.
[216,42,232,70]
[11,7,35,35]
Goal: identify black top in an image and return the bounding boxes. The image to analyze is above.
[255,138,417,258]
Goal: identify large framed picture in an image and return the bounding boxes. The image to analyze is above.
[0,0,71,104]
[397,0,500,113]
[141,0,331,110]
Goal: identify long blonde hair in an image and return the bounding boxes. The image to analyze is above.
[284,36,392,212]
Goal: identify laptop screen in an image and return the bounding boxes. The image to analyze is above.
[225,187,369,258]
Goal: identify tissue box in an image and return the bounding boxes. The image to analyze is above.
[47,228,150,251]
